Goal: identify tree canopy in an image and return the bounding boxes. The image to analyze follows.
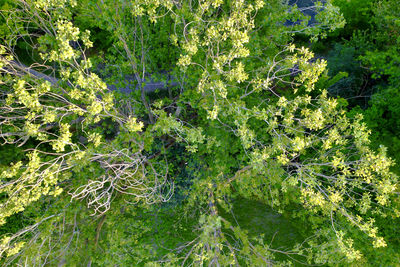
[0,0,399,265]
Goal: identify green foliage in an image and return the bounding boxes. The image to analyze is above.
[0,0,398,266]
[315,2,400,263]
[360,87,400,174]
[329,0,400,176]
[331,0,374,37]
[325,43,373,107]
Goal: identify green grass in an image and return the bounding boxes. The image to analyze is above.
[221,197,309,266]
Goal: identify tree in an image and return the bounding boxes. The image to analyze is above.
[0,0,398,265]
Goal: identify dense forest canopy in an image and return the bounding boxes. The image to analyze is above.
[0,0,399,265]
